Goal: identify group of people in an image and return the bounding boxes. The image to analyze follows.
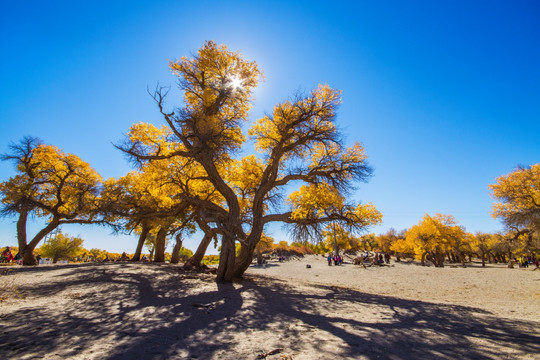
[359,251,391,265]
[516,256,539,269]
[327,254,343,266]
[0,247,23,264]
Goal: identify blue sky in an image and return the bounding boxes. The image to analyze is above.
[1,1,539,254]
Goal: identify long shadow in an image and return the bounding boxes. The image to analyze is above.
[1,263,538,359]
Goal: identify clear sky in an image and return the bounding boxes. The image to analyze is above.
[1,0,539,254]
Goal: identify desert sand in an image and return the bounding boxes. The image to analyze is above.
[1,255,539,359]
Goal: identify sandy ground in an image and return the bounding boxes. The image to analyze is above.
[0,255,539,360]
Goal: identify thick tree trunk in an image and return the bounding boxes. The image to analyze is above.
[153,227,168,262]
[132,223,150,261]
[232,229,263,278]
[216,235,236,282]
[435,251,445,267]
[438,253,445,267]
[22,218,59,266]
[170,233,183,264]
[23,248,38,266]
[184,231,215,270]
[16,210,29,258]
[256,250,263,265]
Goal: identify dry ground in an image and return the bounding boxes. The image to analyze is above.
[0,255,539,359]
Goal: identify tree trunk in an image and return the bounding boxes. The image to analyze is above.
[170,233,183,264]
[23,248,38,266]
[22,218,60,266]
[149,246,154,261]
[256,249,263,265]
[216,235,236,282]
[184,231,215,270]
[232,229,263,278]
[481,250,486,267]
[16,210,29,258]
[153,226,168,262]
[435,252,445,267]
[421,252,427,266]
[333,221,339,256]
[132,223,150,261]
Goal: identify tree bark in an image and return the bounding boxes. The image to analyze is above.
[435,251,445,267]
[170,233,183,264]
[232,229,262,278]
[153,226,168,262]
[481,250,486,267]
[216,235,235,282]
[184,230,215,270]
[22,218,60,266]
[16,210,29,258]
[131,223,150,261]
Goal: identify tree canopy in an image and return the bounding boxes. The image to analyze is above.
[490,164,540,235]
[0,137,103,265]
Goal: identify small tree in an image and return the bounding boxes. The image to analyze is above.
[404,214,466,267]
[38,232,84,263]
[472,232,492,267]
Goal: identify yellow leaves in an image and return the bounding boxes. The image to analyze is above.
[129,122,171,145]
[225,155,264,192]
[322,223,353,252]
[169,41,262,152]
[489,164,540,229]
[288,183,344,220]
[287,181,381,235]
[1,143,102,218]
[250,85,341,155]
[349,203,383,227]
[38,231,84,261]
[404,214,465,257]
[128,122,186,157]
[255,233,275,252]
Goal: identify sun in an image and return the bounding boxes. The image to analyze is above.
[228,75,243,91]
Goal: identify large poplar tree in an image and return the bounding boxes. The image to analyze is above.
[120,41,381,281]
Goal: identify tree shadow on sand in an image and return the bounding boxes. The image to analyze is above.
[1,263,538,359]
